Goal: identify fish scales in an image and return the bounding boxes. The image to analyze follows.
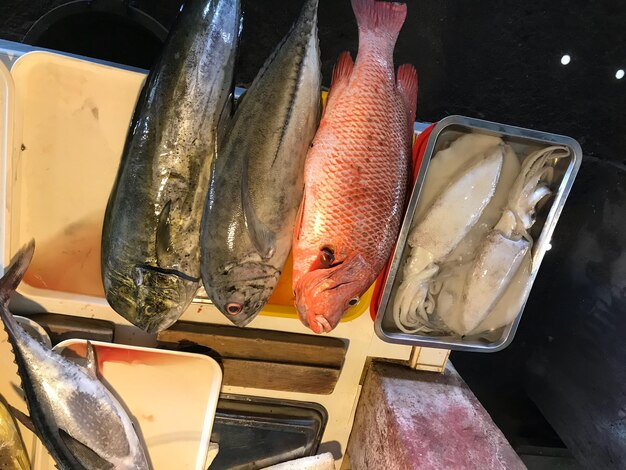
[293,0,417,333]
[102,0,240,333]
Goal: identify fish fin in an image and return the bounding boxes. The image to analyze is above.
[59,429,115,470]
[217,92,235,151]
[331,51,354,88]
[397,64,418,124]
[0,241,35,339]
[235,88,247,110]
[323,52,353,118]
[351,0,406,40]
[155,200,173,266]
[85,341,98,379]
[293,192,306,242]
[241,155,276,259]
[8,404,38,436]
[0,240,35,306]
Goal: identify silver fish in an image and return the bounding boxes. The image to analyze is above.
[0,242,150,470]
[102,0,241,333]
[200,0,322,326]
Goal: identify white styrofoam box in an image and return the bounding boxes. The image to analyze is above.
[35,340,222,470]
[0,59,14,273]
[6,51,145,307]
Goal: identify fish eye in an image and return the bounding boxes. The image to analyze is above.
[319,246,335,268]
[347,297,359,306]
[226,303,243,315]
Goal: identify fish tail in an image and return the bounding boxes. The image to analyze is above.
[0,241,35,334]
[351,0,407,43]
[300,0,320,23]
[397,64,418,124]
[0,241,34,306]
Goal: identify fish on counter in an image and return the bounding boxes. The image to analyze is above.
[0,395,30,470]
[102,0,240,333]
[292,0,417,333]
[1,242,150,470]
[201,0,321,326]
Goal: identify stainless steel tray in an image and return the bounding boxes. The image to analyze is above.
[375,115,582,352]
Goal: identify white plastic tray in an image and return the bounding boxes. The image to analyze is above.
[5,51,145,304]
[34,340,222,470]
[0,59,13,271]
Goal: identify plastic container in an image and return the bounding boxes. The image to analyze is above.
[0,50,372,325]
[0,58,13,270]
[32,339,222,470]
[375,115,582,352]
[210,394,327,470]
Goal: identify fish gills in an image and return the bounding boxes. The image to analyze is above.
[102,0,240,333]
[292,0,417,333]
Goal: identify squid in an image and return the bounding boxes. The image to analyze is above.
[393,145,505,333]
[453,145,571,334]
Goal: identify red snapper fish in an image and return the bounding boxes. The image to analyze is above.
[292,0,417,333]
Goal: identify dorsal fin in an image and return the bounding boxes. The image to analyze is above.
[85,341,98,379]
[396,64,418,124]
[293,192,306,242]
[323,51,353,118]
[216,92,235,152]
[8,404,37,436]
[0,240,35,306]
[241,155,276,260]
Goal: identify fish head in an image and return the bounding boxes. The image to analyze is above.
[206,261,281,327]
[104,264,199,333]
[294,251,371,333]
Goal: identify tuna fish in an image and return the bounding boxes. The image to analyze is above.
[1,242,150,470]
[0,395,30,470]
[292,0,417,333]
[102,0,241,333]
[200,0,321,326]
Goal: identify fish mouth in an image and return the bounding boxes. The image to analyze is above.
[294,254,369,334]
[294,270,350,334]
[206,262,281,326]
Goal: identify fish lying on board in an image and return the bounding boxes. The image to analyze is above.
[0,395,30,470]
[200,0,321,326]
[292,0,417,333]
[1,242,150,470]
[102,0,240,333]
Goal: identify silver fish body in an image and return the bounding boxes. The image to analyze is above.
[0,242,149,470]
[102,0,240,333]
[200,0,321,326]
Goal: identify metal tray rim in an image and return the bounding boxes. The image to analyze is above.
[375,115,583,352]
